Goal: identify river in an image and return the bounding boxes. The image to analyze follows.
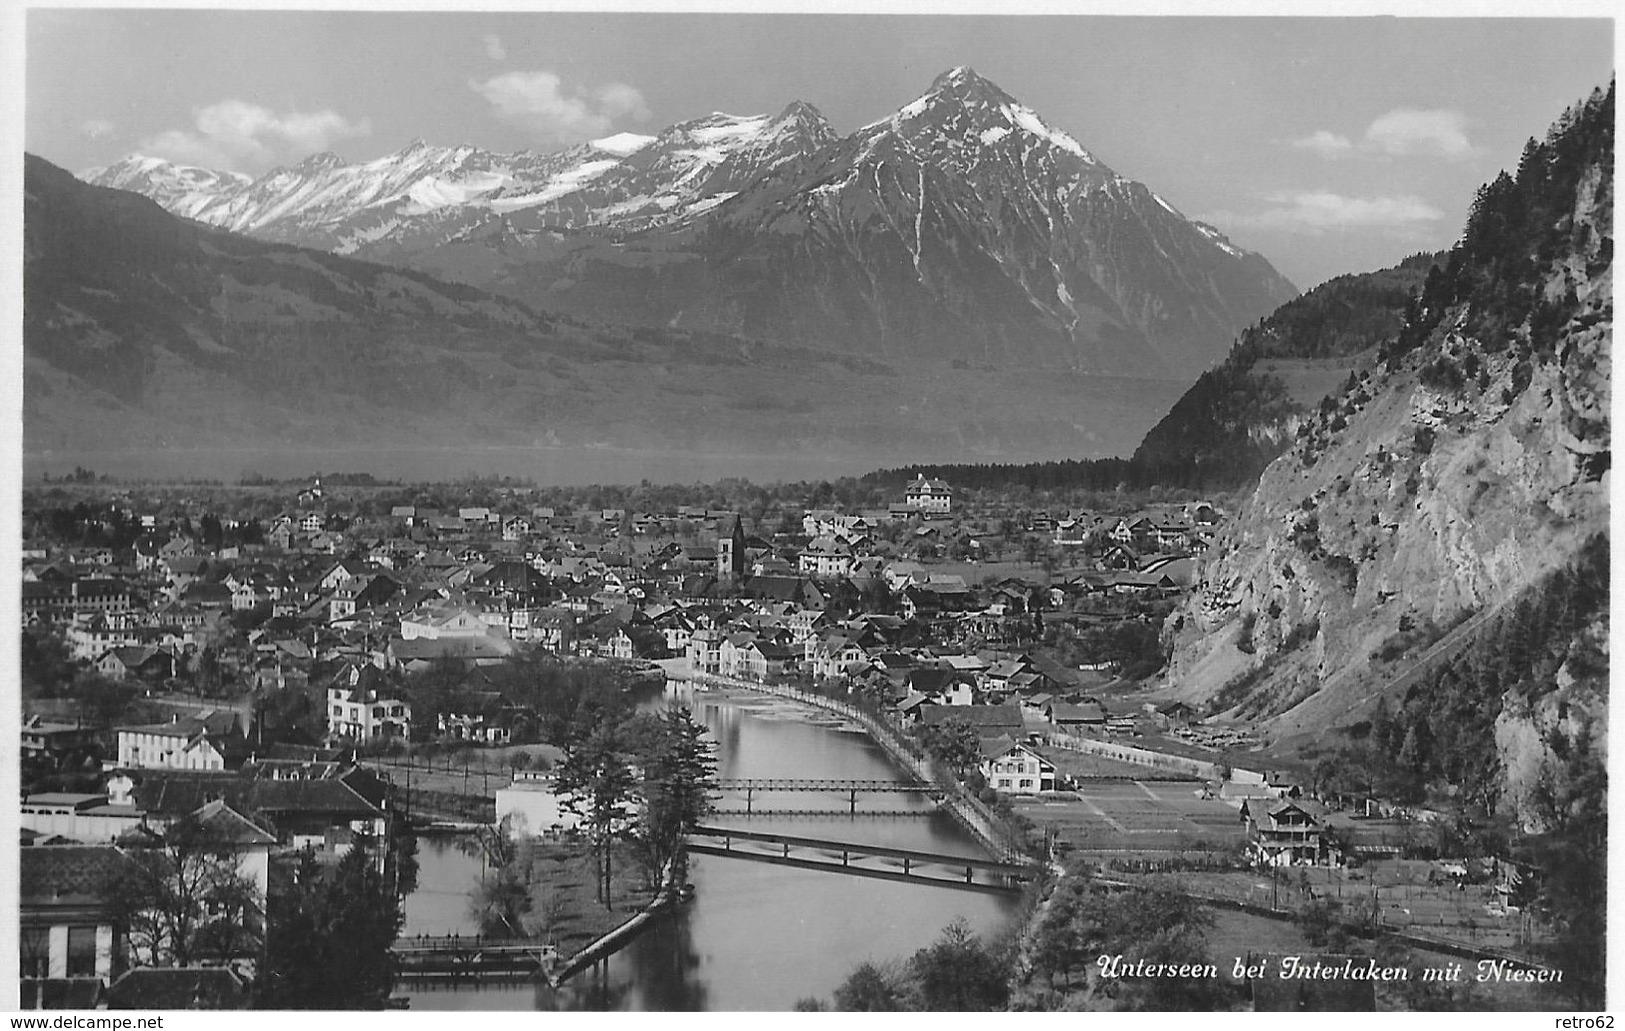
[399,680,1020,1010]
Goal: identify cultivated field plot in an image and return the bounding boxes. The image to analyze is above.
[1014,780,1246,851]
[1035,746,1193,781]
[1125,867,1537,957]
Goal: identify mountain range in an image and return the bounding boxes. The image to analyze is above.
[25,151,1187,464]
[82,68,1296,381]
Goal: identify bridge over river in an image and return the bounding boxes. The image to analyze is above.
[714,777,942,816]
[392,935,559,982]
[688,825,1036,894]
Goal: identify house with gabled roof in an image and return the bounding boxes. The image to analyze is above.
[980,738,1056,794]
[115,711,250,772]
[1241,797,1328,867]
[918,703,1025,740]
[903,476,953,515]
[97,645,175,683]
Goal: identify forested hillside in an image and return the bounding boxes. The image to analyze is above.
[1130,253,1438,488]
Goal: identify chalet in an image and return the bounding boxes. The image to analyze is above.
[980,739,1057,795]
[1241,798,1328,866]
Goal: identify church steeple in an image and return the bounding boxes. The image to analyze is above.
[716,513,747,581]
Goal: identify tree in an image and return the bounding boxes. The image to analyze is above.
[261,841,403,1008]
[466,818,534,936]
[833,960,916,1011]
[21,629,76,696]
[106,818,265,969]
[908,917,1010,1011]
[919,717,982,779]
[1029,871,1226,1010]
[555,712,637,908]
[628,704,718,886]
[67,670,139,728]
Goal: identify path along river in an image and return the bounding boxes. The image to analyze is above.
[399,678,1019,1010]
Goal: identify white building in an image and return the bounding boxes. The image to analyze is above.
[495,772,583,836]
[798,536,853,579]
[980,740,1056,795]
[327,685,411,742]
[904,477,953,515]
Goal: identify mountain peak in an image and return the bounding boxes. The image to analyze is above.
[776,99,826,123]
[931,66,981,90]
[297,151,344,172]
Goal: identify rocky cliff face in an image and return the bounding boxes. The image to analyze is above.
[1161,84,1611,828]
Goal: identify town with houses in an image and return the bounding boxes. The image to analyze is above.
[17,473,1546,1008]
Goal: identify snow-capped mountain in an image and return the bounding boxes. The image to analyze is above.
[409,67,1296,376]
[639,65,1297,374]
[78,155,252,221]
[80,102,835,256]
[82,68,1295,378]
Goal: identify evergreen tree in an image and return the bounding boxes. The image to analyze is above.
[630,704,718,885]
[555,715,637,908]
[261,842,402,1008]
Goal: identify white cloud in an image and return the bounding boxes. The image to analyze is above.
[1201,191,1445,235]
[1293,109,1474,162]
[595,83,651,123]
[484,34,507,61]
[470,70,650,144]
[80,118,115,140]
[141,100,370,172]
[1364,108,1473,159]
[1290,130,1353,159]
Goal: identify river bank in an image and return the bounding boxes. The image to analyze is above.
[399,679,1022,1009]
[669,668,1031,861]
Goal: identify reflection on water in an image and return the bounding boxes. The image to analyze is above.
[403,682,1018,1011]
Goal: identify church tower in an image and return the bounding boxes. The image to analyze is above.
[716,514,747,581]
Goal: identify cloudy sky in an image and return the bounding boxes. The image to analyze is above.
[23,11,1613,289]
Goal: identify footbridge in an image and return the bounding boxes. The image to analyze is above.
[714,778,941,816]
[688,825,1037,894]
[391,934,558,981]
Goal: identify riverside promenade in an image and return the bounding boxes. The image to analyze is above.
[661,662,1030,863]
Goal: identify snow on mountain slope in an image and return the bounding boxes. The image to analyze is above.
[80,102,835,254]
[81,69,1292,381]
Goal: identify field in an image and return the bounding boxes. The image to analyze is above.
[1201,909,1559,1010]
[1015,779,1247,852]
[1034,745,1196,782]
